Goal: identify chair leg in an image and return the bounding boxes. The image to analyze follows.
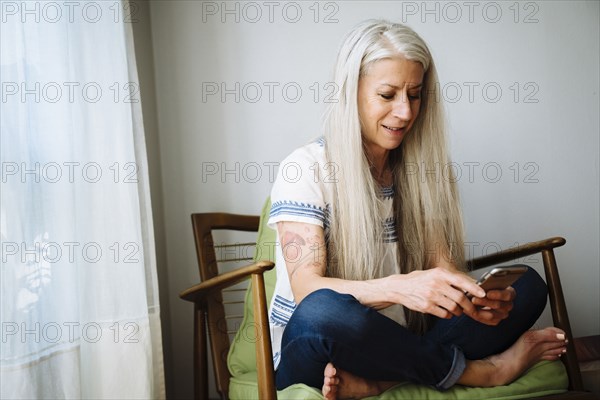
[542,249,584,391]
[251,273,277,400]
[194,303,209,400]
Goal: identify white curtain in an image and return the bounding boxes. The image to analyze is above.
[0,1,165,398]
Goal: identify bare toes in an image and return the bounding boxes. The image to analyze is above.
[543,326,566,339]
[523,327,567,345]
[322,363,339,400]
[545,347,567,356]
[324,362,337,378]
[322,384,332,399]
[325,376,340,385]
[541,354,561,361]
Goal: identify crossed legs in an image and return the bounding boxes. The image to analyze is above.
[275,266,568,398]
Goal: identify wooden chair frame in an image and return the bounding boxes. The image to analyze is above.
[180,212,594,400]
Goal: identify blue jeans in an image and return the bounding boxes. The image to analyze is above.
[275,265,548,391]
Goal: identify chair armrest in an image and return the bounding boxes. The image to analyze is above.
[179,260,275,303]
[467,237,566,270]
[467,236,586,390]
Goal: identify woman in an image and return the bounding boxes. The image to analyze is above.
[267,20,567,399]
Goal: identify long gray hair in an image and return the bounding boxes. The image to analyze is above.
[323,19,466,333]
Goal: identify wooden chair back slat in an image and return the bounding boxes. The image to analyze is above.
[190,213,261,399]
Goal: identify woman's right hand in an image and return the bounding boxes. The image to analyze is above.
[383,268,486,319]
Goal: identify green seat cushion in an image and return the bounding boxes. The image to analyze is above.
[227,198,569,399]
[230,361,567,400]
[230,372,322,400]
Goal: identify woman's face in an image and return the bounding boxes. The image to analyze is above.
[357,57,424,162]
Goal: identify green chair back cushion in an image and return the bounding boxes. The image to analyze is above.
[228,198,277,377]
[227,198,569,399]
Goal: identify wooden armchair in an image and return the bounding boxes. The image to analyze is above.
[180,210,594,400]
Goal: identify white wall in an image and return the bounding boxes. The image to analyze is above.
[144,1,599,398]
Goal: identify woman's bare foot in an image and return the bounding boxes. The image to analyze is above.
[322,363,396,400]
[458,327,568,387]
[321,326,567,397]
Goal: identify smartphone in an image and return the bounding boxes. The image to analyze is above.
[476,266,528,291]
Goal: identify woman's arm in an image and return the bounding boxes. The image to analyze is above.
[277,220,487,319]
[277,220,392,309]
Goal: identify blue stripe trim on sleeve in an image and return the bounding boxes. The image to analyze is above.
[274,295,297,309]
[270,201,330,228]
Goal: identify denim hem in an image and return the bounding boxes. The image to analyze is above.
[435,345,466,390]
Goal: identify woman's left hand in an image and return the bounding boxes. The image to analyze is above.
[467,287,516,326]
